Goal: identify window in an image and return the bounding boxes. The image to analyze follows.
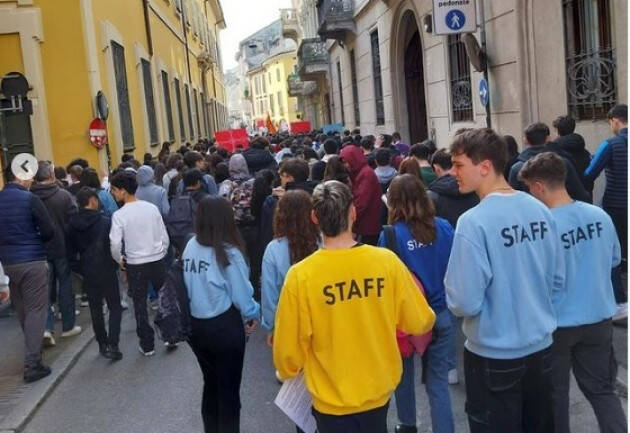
[277,91,284,116]
[262,74,266,94]
[336,60,345,125]
[200,91,209,136]
[161,71,175,141]
[370,30,385,125]
[269,94,275,116]
[563,0,616,120]
[174,78,186,141]
[111,41,134,150]
[350,49,360,126]
[276,68,281,82]
[193,89,201,138]
[185,84,194,138]
[448,34,473,122]
[141,59,159,145]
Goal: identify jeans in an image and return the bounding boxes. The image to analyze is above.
[85,272,122,346]
[188,307,246,433]
[4,261,48,368]
[126,259,166,352]
[464,347,553,433]
[551,320,626,433]
[312,402,389,433]
[606,206,627,303]
[45,257,76,332]
[395,309,455,433]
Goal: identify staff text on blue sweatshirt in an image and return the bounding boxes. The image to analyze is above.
[445,192,565,359]
[182,237,260,320]
[550,201,620,327]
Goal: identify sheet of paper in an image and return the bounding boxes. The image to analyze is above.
[274,372,317,433]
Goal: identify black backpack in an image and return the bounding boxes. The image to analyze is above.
[165,194,196,254]
[154,260,191,344]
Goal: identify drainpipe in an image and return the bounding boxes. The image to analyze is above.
[142,0,154,55]
[181,1,193,85]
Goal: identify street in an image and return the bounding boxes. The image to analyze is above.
[20,309,627,433]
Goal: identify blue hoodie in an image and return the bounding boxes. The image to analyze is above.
[377,218,453,313]
[550,201,620,327]
[182,237,260,321]
[445,192,565,359]
[261,237,292,331]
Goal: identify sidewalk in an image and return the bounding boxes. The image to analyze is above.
[0,299,95,431]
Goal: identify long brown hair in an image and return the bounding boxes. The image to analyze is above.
[387,174,436,244]
[398,157,425,185]
[273,190,319,264]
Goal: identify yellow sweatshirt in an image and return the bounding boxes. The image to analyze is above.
[273,245,435,416]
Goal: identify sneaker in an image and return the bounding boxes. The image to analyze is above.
[80,295,89,307]
[61,326,82,338]
[394,424,417,433]
[120,300,129,310]
[164,341,178,351]
[448,369,459,385]
[104,344,123,361]
[24,363,51,383]
[43,331,56,348]
[98,341,108,355]
[149,299,159,311]
[613,303,628,321]
[138,346,155,357]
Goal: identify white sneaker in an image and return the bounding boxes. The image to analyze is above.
[121,300,129,310]
[61,326,82,338]
[613,303,628,321]
[139,346,155,357]
[43,331,56,348]
[448,369,459,385]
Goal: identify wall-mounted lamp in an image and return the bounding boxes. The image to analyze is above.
[423,14,433,33]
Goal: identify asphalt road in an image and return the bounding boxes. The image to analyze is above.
[22,309,626,433]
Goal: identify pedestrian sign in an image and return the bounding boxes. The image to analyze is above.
[479,78,489,107]
[433,0,477,35]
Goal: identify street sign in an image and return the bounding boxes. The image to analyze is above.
[10,153,38,181]
[479,77,489,107]
[433,0,477,35]
[89,118,108,149]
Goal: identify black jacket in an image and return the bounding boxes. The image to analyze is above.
[243,148,277,174]
[67,209,117,282]
[31,183,77,259]
[508,145,591,203]
[551,133,593,192]
[427,175,479,228]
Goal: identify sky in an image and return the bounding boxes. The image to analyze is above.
[219,0,292,72]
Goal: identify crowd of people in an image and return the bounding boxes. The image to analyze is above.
[0,103,627,433]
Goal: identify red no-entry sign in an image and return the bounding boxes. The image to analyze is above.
[89,118,108,149]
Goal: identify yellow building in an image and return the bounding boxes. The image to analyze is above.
[0,0,228,185]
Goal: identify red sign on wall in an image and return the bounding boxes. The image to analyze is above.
[89,118,108,149]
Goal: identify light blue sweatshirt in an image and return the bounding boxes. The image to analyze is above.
[445,192,565,359]
[261,237,292,331]
[182,237,260,321]
[550,201,620,327]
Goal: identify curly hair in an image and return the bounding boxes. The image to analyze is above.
[387,174,436,245]
[273,190,319,264]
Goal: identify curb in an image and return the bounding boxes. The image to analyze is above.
[0,328,94,433]
[616,365,628,398]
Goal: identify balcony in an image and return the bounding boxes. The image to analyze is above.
[288,74,318,97]
[297,38,328,81]
[280,8,300,42]
[317,0,356,42]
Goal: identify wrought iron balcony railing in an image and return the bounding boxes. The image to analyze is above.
[288,74,318,97]
[317,0,355,42]
[298,38,328,80]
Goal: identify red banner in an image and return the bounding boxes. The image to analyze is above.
[215,128,249,153]
[290,121,311,133]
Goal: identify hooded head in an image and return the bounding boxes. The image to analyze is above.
[229,154,250,180]
[136,165,155,186]
[339,145,367,177]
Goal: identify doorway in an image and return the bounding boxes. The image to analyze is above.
[404,30,428,145]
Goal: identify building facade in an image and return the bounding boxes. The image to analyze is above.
[0,0,229,183]
[285,0,626,156]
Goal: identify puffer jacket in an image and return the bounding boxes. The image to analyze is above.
[427,175,479,228]
[243,148,277,174]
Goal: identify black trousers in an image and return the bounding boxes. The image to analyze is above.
[606,206,627,303]
[126,259,166,352]
[463,347,553,433]
[551,320,626,433]
[84,271,122,346]
[311,402,389,433]
[237,225,260,299]
[188,307,246,433]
